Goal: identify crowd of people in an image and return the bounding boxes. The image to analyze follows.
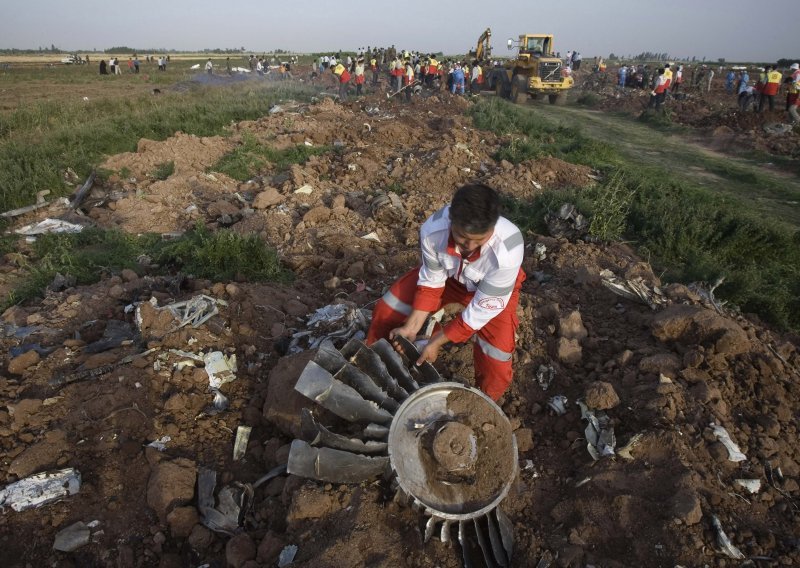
[97,53,168,75]
[608,60,800,122]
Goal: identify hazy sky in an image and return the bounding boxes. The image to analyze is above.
[1,0,796,62]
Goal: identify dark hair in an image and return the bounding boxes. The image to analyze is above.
[450,183,500,233]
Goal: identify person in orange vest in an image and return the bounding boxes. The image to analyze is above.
[354,58,366,96]
[758,65,782,112]
[648,67,668,111]
[332,62,351,102]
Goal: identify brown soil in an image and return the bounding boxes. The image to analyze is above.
[0,71,799,568]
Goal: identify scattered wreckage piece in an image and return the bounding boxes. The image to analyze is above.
[285,338,518,567]
[0,190,52,218]
[544,203,588,240]
[577,400,616,460]
[290,302,370,352]
[69,169,97,210]
[711,515,745,560]
[710,422,747,462]
[0,468,81,512]
[197,468,253,535]
[15,218,85,237]
[599,269,668,310]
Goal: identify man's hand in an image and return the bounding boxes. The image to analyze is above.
[414,331,449,366]
[389,325,418,344]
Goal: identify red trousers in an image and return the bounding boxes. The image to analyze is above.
[366,268,523,400]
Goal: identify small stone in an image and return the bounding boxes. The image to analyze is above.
[346,262,365,279]
[584,381,620,410]
[121,268,139,282]
[167,506,199,539]
[146,458,197,518]
[257,532,284,565]
[556,337,582,365]
[515,428,534,453]
[324,276,341,290]
[8,350,40,375]
[53,521,90,552]
[558,310,588,341]
[225,283,240,297]
[672,489,702,525]
[108,284,126,299]
[253,188,285,209]
[188,524,213,551]
[226,534,256,568]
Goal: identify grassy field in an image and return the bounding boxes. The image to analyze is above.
[471,97,800,331]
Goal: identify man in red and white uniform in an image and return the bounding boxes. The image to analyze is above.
[367,184,525,401]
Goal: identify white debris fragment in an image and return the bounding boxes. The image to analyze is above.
[578,400,616,460]
[547,395,568,416]
[204,351,238,390]
[361,232,381,242]
[53,521,91,552]
[146,435,172,452]
[0,468,81,512]
[233,426,252,461]
[15,218,84,236]
[734,479,761,494]
[711,515,745,559]
[710,423,746,462]
[278,544,298,567]
[294,184,313,194]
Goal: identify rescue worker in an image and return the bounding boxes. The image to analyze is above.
[470,60,483,94]
[332,62,350,102]
[366,183,525,401]
[370,55,379,85]
[648,68,668,111]
[758,65,782,112]
[785,63,799,111]
[354,58,366,96]
[427,54,439,87]
[451,63,465,95]
[663,63,673,91]
[403,59,415,102]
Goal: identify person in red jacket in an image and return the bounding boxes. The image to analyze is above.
[758,65,782,112]
[332,63,351,102]
[367,183,525,401]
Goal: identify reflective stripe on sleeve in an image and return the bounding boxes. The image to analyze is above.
[381,290,413,316]
[475,336,513,362]
[503,231,524,251]
[477,280,515,296]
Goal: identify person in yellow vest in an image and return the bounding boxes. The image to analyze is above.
[758,65,783,112]
[332,62,351,102]
[370,56,379,85]
[354,58,366,96]
[427,55,439,87]
[663,63,673,90]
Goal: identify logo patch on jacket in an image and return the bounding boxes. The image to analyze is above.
[478,297,505,310]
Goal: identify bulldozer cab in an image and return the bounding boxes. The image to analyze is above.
[511,34,554,57]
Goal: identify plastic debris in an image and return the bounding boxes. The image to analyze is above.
[294,184,313,194]
[547,395,568,415]
[763,123,793,135]
[710,423,746,462]
[688,276,727,315]
[734,479,761,494]
[536,365,555,391]
[0,468,81,512]
[233,426,252,461]
[600,269,668,310]
[578,400,616,460]
[290,302,370,352]
[146,436,171,452]
[84,319,136,354]
[533,242,547,261]
[278,544,298,567]
[711,515,745,560]
[15,218,84,237]
[53,521,91,552]
[166,295,226,329]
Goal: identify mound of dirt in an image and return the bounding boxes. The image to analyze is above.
[1,75,798,568]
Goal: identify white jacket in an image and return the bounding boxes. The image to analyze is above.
[417,205,524,334]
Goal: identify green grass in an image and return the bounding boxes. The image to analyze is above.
[0,81,318,213]
[472,97,800,331]
[4,225,290,310]
[151,160,175,180]
[210,132,330,181]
